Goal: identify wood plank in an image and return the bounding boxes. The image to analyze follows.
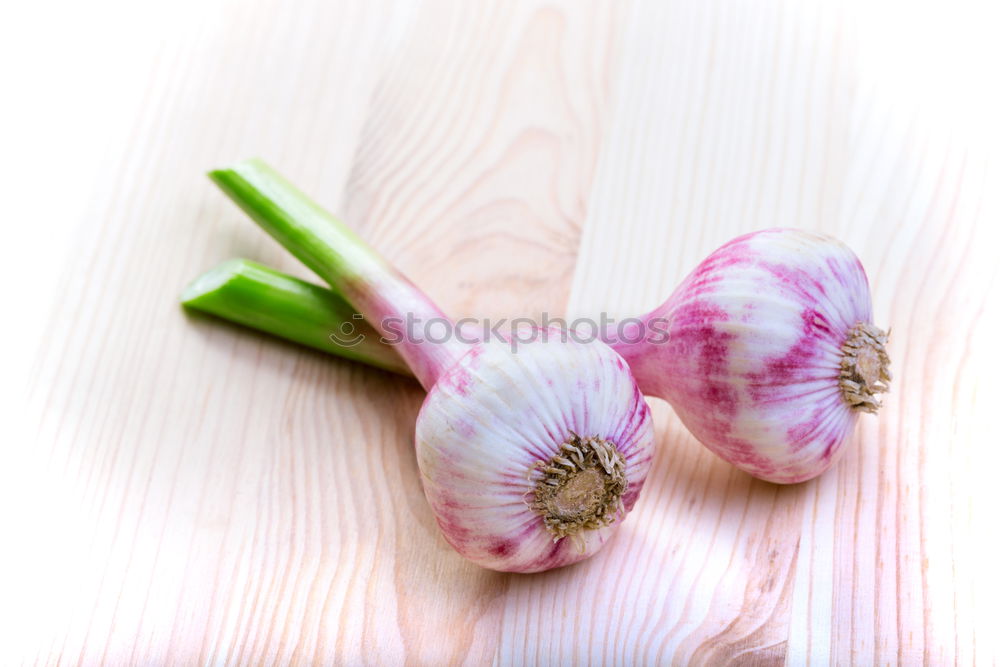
[331,1,629,662]
[789,2,1000,663]
[564,1,853,663]
[344,0,625,322]
[16,0,410,662]
[570,0,1000,664]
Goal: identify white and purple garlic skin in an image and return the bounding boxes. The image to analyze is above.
[213,159,657,574]
[416,330,654,572]
[612,228,890,484]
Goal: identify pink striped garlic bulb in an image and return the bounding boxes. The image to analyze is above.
[613,228,890,483]
[210,159,655,572]
[416,331,653,571]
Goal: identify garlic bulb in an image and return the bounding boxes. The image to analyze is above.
[207,159,655,572]
[613,228,890,483]
[417,333,652,571]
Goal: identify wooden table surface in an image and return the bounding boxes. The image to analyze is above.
[7,0,1000,664]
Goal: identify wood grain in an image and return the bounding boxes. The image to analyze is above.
[344,0,624,321]
[7,0,999,664]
